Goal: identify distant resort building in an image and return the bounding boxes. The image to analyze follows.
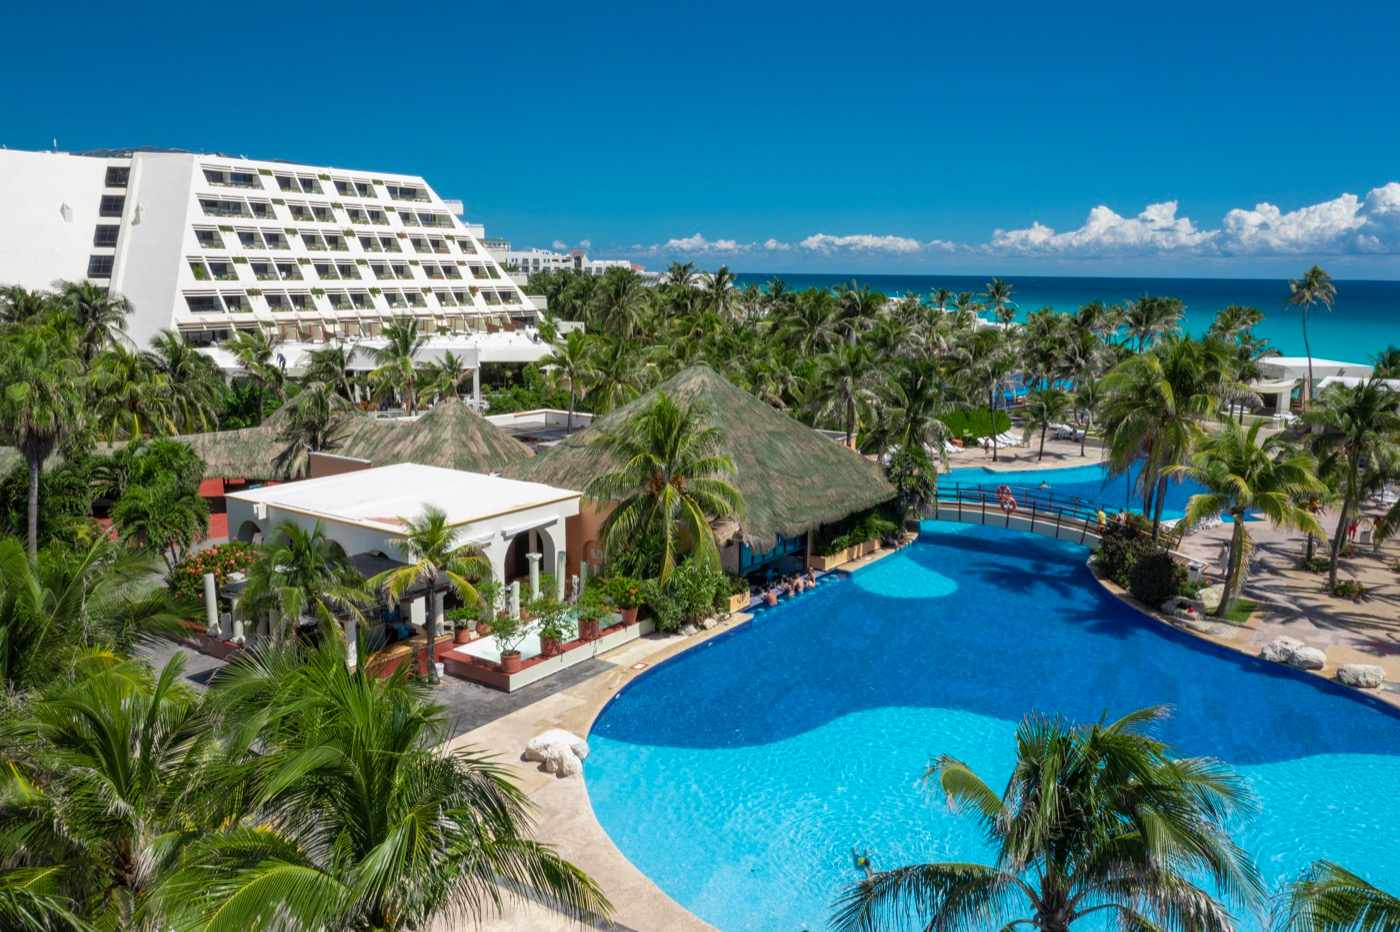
[484,238,648,281]
[0,146,560,377]
[1251,356,1376,414]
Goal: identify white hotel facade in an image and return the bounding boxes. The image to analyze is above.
[0,147,557,376]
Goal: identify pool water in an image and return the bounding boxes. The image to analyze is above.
[586,522,1400,931]
[945,459,1207,519]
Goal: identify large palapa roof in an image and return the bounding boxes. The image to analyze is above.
[514,365,895,549]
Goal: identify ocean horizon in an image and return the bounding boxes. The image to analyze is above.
[731,272,1399,363]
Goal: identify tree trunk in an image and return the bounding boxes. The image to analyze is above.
[1328,495,1351,592]
[426,588,443,684]
[567,388,576,430]
[1079,414,1089,457]
[1302,307,1313,411]
[988,385,999,463]
[845,394,855,447]
[26,454,40,558]
[1214,516,1246,617]
[1150,473,1168,541]
[1038,424,1047,461]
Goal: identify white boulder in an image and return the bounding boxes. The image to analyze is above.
[1337,664,1386,689]
[1260,637,1326,670]
[524,729,589,778]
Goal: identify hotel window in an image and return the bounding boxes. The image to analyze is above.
[301,231,327,251]
[417,212,452,228]
[276,174,298,192]
[313,262,340,280]
[311,204,335,223]
[327,291,351,311]
[386,183,428,202]
[358,235,383,252]
[86,255,114,278]
[250,260,277,281]
[369,262,391,280]
[290,293,315,311]
[383,290,405,308]
[442,264,461,280]
[104,166,130,187]
[334,180,357,197]
[324,234,348,251]
[428,237,449,254]
[199,198,249,218]
[264,230,290,249]
[288,203,314,222]
[457,239,476,253]
[248,200,273,219]
[265,292,291,311]
[350,291,373,310]
[99,195,126,217]
[410,236,432,253]
[390,262,411,278]
[435,290,457,307]
[237,229,267,249]
[188,259,211,281]
[405,291,427,308]
[194,228,223,249]
[223,294,250,313]
[380,236,401,253]
[207,260,238,281]
[452,289,470,305]
[367,209,389,225]
[276,261,302,280]
[298,176,322,194]
[336,262,359,280]
[184,294,223,314]
[93,225,120,247]
[203,167,260,189]
[355,180,375,197]
[345,207,369,224]
[423,263,445,280]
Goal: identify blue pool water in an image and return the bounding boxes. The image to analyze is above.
[586,522,1400,931]
[945,459,1207,518]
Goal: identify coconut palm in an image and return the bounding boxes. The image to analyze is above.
[0,285,58,326]
[1022,387,1072,461]
[812,342,883,446]
[1123,295,1183,352]
[0,322,85,556]
[418,350,472,407]
[830,282,884,346]
[1288,265,1336,409]
[273,381,351,478]
[589,268,650,337]
[156,641,610,930]
[369,506,490,685]
[1176,421,1326,616]
[586,392,743,581]
[227,327,285,422]
[3,654,215,929]
[110,475,210,571]
[541,329,597,430]
[303,341,358,399]
[1302,377,1400,590]
[984,277,1016,325]
[240,521,371,646]
[1282,861,1400,931]
[831,706,1263,932]
[89,343,174,439]
[143,329,224,432]
[704,265,738,321]
[959,327,1016,462]
[1374,345,1400,379]
[56,280,132,364]
[0,535,182,693]
[368,317,428,415]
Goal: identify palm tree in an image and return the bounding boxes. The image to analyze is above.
[1123,295,1183,352]
[830,282,884,346]
[273,381,350,478]
[589,268,650,337]
[0,285,58,325]
[89,343,174,439]
[1302,377,1400,590]
[369,506,490,685]
[1022,387,1071,461]
[541,329,597,429]
[1288,265,1336,409]
[417,350,472,407]
[1284,862,1400,931]
[831,706,1262,932]
[155,641,610,930]
[368,317,428,415]
[984,277,1016,325]
[1374,345,1400,379]
[303,341,358,399]
[1177,421,1326,616]
[959,327,1016,463]
[0,535,182,693]
[704,266,738,321]
[110,475,210,571]
[56,279,132,364]
[0,322,85,556]
[240,521,371,646]
[227,328,284,422]
[812,342,882,446]
[585,392,743,581]
[4,654,214,929]
[587,335,647,414]
[143,329,224,432]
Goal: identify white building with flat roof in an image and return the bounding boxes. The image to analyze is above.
[0,147,549,369]
[486,240,646,279]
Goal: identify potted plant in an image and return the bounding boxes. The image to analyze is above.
[575,589,607,641]
[446,605,476,645]
[473,579,501,636]
[489,611,529,674]
[725,574,751,614]
[604,576,643,625]
[534,596,570,657]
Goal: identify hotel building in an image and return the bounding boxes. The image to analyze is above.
[0,147,553,375]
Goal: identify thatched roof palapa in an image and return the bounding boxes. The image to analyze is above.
[514,365,895,550]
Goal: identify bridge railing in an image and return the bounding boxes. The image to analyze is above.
[931,482,1106,546]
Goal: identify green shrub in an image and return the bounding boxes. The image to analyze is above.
[1093,515,1156,587]
[168,542,256,604]
[939,408,1011,439]
[601,575,644,609]
[641,579,682,632]
[668,560,724,623]
[1127,551,1185,607]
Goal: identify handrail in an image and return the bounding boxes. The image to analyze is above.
[931,483,1106,546]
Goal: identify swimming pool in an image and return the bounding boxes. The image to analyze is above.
[586,522,1400,931]
[945,459,1207,519]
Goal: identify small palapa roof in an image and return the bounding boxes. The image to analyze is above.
[513,365,895,550]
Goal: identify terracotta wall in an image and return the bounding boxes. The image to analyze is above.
[565,501,611,578]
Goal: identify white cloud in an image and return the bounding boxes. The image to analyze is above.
[990,201,1213,257]
[657,233,753,255]
[551,239,568,250]
[578,238,592,249]
[800,233,925,254]
[763,238,792,251]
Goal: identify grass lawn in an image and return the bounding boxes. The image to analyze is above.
[1218,598,1259,625]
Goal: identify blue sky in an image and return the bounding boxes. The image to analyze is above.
[5,0,1400,276]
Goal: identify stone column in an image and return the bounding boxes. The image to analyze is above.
[555,551,566,600]
[579,560,589,595]
[472,367,481,409]
[509,580,521,619]
[344,618,358,670]
[203,573,219,635]
[527,552,542,598]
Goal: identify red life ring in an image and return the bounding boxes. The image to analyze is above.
[1001,496,1017,515]
[996,484,1012,503]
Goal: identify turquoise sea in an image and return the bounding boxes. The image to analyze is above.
[733,273,1400,362]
